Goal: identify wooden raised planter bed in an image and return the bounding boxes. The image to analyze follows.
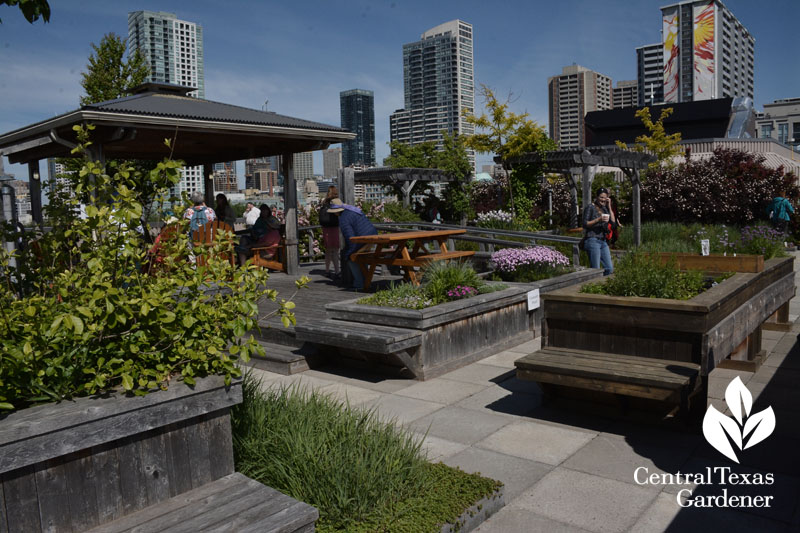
[296,268,603,380]
[0,377,318,532]
[516,256,795,413]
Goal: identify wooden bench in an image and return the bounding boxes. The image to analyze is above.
[515,346,701,412]
[192,220,235,267]
[86,472,318,533]
[295,319,423,377]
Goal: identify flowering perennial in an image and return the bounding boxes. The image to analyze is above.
[492,246,569,273]
[446,285,478,300]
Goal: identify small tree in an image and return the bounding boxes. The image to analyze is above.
[81,33,149,105]
[616,107,682,171]
[463,85,556,220]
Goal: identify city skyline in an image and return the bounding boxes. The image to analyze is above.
[1,0,797,183]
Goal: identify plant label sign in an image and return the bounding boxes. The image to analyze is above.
[701,239,710,256]
[527,289,540,311]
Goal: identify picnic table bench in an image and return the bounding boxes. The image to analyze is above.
[515,346,702,413]
[349,229,474,290]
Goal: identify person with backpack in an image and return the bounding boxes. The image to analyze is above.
[183,191,217,232]
[327,199,377,291]
[319,185,341,278]
[582,187,617,276]
[767,191,794,235]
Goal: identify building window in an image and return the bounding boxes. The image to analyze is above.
[760,124,773,139]
[778,123,789,144]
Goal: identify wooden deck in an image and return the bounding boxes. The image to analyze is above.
[254,262,406,344]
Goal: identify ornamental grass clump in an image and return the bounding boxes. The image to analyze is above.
[581,252,709,300]
[231,373,503,532]
[491,245,571,283]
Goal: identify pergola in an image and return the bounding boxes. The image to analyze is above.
[341,167,457,207]
[499,147,656,245]
[0,83,355,274]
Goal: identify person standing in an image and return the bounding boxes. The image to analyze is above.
[327,199,377,290]
[319,186,341,278]
[582,187,617,276]
[768,191,794,235]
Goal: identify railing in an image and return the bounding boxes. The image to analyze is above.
[295,222,582,267]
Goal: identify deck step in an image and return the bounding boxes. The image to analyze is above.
[244,341,322,375]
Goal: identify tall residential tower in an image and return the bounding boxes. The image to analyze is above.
[661,0,754,103]
[340,89,376,167]
[128,10,206,196]
[548,65,612,149]
[389,20,475,172]
[636,43,664,107]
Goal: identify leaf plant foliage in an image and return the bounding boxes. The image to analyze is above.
[0,126,304,411]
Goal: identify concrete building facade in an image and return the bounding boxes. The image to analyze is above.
[548,64,613,149]
[756,98,800,148]
[340,90,376,167]
[389,20,475,172]
[213,161,237,193]
[636,43,664,107]
[292,152,314,183]
[322,147,343,179]
[613,80,639,109]
[661,0,754,103]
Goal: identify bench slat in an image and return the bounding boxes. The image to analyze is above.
[295,319,422,354]
[530,349,698,383]
[86,473,317,533]
[541,347,699,372]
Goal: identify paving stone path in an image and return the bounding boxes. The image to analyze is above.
[248,252,800,532]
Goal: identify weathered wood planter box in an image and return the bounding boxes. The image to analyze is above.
[515,256,795,416]
[0,377,318,532]
[297,268,602,380]
[540,257,794,375]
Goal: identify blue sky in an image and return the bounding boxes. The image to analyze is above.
[1,0,798,183]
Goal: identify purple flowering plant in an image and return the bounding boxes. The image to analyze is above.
[446,285,478,300]
[491,246,571,282]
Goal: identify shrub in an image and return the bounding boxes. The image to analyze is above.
[357,282,434,310]
[581,252,709,300]
[0,128,301,411]
[421,260,485,303]
[491,246,571,282]
[475,209,514,230]
[641,148,799,226]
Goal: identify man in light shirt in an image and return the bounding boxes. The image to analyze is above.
[244,202,261,227]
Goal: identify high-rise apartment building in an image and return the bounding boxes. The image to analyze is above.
[613,80,639,109]
[637,43,664,107]
[292,152,314,183]
[244,157,269,190]
[323,147,343,179]
[128,10,206,197]
[389,20,475,172]
[547,65,612,149]
[661,0,754,103]
[213,162,237,193]
[340,90,376,167]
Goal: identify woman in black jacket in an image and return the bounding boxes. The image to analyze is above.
[582,188,617,275]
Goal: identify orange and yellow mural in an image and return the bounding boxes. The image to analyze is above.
[693,1,716,99]
[663,7,680,103]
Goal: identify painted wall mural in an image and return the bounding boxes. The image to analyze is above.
[693,1,716,99]
[663,7,680,103]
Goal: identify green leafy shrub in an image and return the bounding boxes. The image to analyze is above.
[231,373,501,533]
[357,282,434,309]
[0,127,302,411]
[421,260,485,303]
[581,252,710,300]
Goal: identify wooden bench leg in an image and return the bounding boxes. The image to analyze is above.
[394,350,421,379]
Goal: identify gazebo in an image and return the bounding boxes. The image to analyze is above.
[499,147,656,245]
[340,167,458,208]
[0,83,355,274]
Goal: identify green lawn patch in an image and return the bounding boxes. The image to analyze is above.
[231,373,502,532]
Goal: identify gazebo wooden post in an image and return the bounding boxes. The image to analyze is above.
[340,167,355,205]
[27,161,42,226]
[282,153,299,275]
[203,163,215,207]
[632,169,642,247]
[568,168,581,228]
[399,179,417,208]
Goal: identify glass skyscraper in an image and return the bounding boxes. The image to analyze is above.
[340,89,376,167]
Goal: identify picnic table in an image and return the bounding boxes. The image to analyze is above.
[349,229,474,290]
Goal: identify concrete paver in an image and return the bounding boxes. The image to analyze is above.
[443,447,551,501]
[435,362,515,386]
[409,405,512,445]
[362,393,445,425]
[412,433,469,462]
[394,377,488,404]
[508,467,659,533]
[475,419,596,466]
[455,384,541,418]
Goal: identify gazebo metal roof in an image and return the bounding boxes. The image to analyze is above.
[354,167,457,183]
[0,84,354,165]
